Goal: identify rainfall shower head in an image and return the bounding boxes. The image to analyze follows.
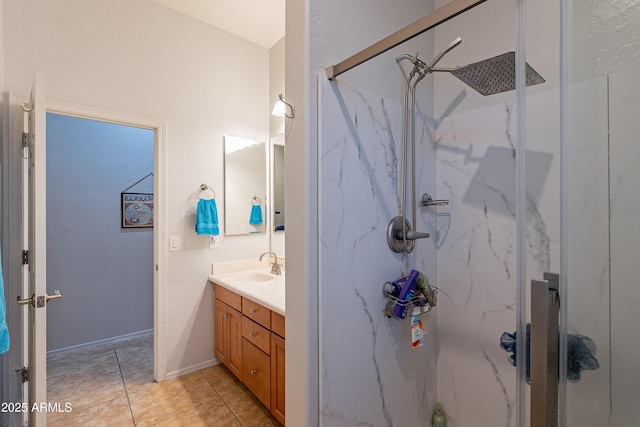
[418,37,546,96]
[447,51,545,96]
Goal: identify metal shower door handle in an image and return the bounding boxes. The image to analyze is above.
[530,275,559,427]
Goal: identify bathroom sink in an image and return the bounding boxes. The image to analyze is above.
[232,272,274,283]
[209,266,285,315]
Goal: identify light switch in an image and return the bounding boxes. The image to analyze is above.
[169,235,181,251]
[209,235,220,248]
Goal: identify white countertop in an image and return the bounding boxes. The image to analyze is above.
[209,268,285,316]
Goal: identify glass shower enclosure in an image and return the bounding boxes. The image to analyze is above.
[436,0,640,425]
[318,0,639,424]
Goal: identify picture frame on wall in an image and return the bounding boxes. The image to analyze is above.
[121,192,154,228]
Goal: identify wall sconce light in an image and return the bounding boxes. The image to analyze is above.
[271,93,295,119]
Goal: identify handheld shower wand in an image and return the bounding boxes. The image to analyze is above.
[388,48,441,253]
[388,37,465,253]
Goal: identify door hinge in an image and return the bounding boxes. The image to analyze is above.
[21,132,32,159]
[16,367,28,383]
[22,250,29,265]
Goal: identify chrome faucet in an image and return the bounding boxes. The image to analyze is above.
[259,251,282,275]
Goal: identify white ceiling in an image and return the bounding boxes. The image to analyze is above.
[150,0,285,49]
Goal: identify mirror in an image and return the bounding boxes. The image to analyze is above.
[224,135,267,235]
[270,134,285,256]
[272,137,285,232]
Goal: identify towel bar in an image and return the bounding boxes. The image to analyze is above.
[198,184,216,200]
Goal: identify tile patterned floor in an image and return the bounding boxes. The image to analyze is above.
[47,332,282,426]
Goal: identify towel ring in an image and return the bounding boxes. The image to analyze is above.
[198,184,216,200]
[252,196,262,205]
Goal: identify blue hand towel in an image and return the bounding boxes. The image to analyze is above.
[249,204,263,225]
[196,198,219,236]
[0,245,9,355]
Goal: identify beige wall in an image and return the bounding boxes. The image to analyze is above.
[3,0,271,376]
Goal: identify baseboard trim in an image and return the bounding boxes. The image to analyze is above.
[165,358,220,380]
[47,329,154,355]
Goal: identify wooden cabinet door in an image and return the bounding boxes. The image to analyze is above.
[214,299,242,380]
[214,299,229,365]
[271,332,286,425]
[227,305,243,380]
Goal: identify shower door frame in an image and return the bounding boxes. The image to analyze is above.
[516,0,569,425]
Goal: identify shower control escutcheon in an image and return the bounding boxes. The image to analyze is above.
[387,216,430,253]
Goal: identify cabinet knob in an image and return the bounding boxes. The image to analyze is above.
[249,331,257,337]
[222,312,228,318]
[250,369,257,375]
[250,308,257,314]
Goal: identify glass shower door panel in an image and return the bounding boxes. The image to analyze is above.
[564,74,610,426]
[564,1,640,426]
[607,66,640,426]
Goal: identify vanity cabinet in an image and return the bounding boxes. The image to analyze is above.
[213,283,286,425]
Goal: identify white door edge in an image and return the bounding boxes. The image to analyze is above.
[11,92,31,427]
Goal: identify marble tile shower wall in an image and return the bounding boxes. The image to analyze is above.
[318,78,438,426]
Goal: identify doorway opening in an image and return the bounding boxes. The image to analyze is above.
[45,113,155,413]
[44,98,168,382]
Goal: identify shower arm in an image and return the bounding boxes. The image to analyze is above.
[426,67,462,73]
[421,36,462,74]
[394,38,462,76]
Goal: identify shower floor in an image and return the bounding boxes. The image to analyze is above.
[46,331,282,426]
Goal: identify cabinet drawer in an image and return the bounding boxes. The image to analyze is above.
[242,298,271,329]
[271,312,285,338]
[242,338,271,409]
[242,316,271,355]
[213,284,242,312]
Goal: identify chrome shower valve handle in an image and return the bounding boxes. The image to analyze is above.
[405,230,430,240]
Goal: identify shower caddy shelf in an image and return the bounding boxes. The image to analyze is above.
[382,282,438,320]
[420,193,450,207]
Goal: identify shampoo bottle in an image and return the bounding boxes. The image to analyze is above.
[392,269,419,318]
[432,403,446,427]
